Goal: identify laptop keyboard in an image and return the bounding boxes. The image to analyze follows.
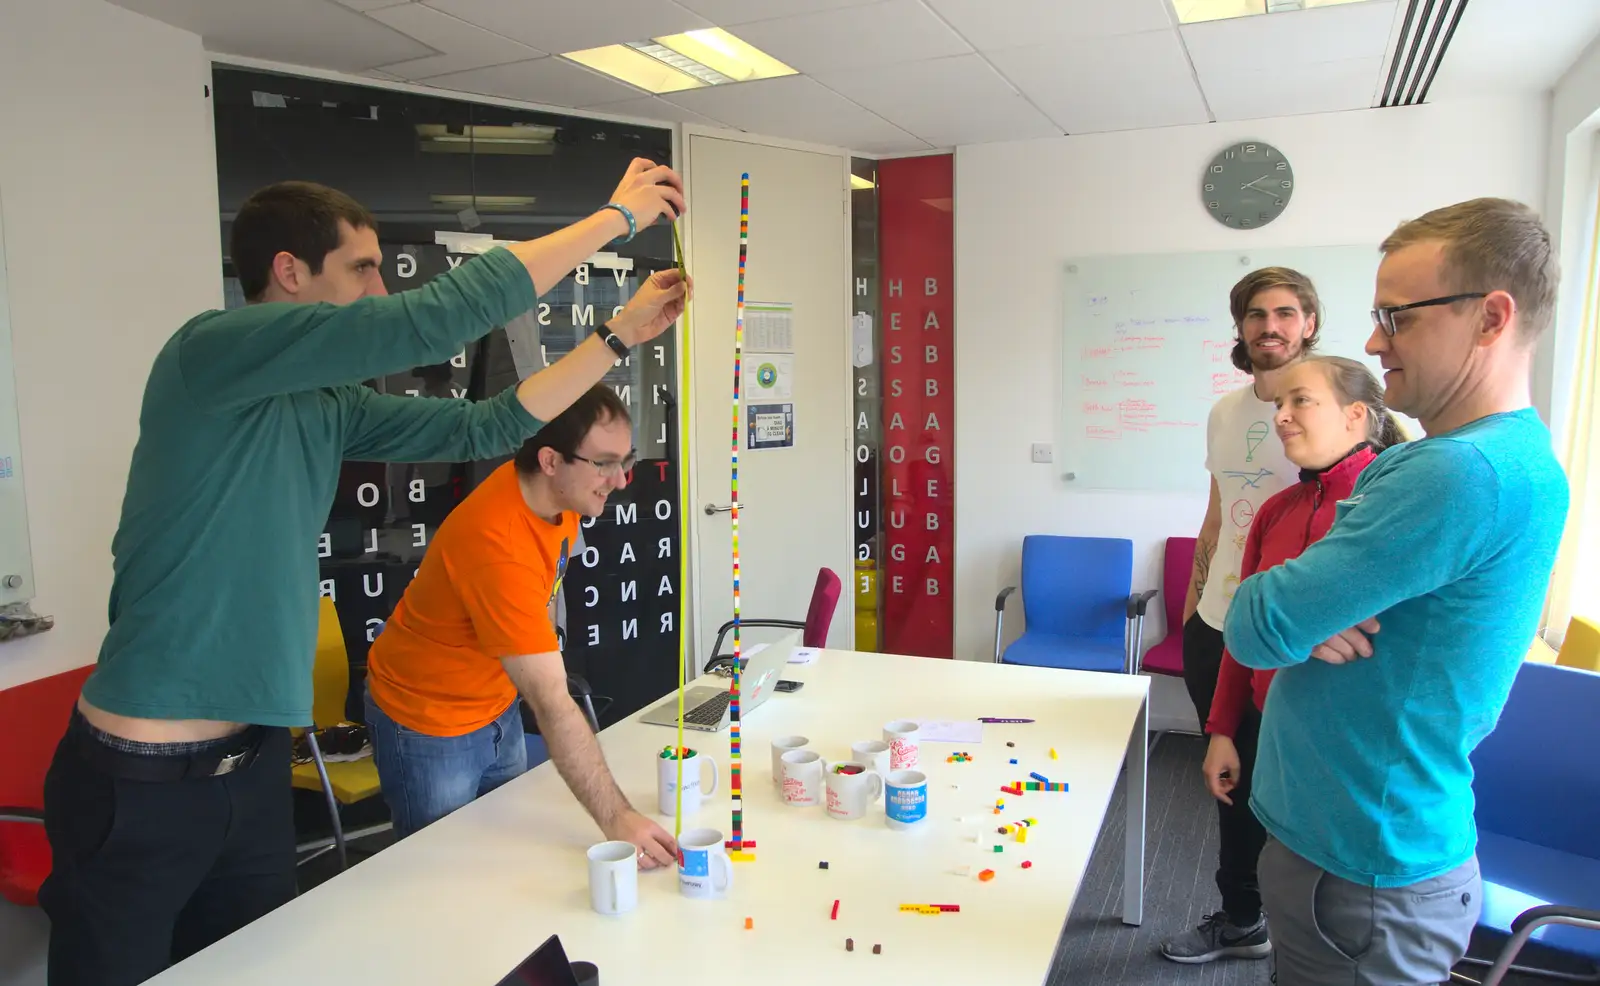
[682,690,733,726]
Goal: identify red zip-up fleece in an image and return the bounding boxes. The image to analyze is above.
[1206,443,1379,739]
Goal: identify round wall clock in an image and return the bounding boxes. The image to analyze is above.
[1201,140,1294,230]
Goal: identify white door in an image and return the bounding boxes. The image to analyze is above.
[685,132,852,667]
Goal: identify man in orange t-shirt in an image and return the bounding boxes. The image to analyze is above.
[365,385,677,867]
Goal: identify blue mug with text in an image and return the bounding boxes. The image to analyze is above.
[885,769,928,830]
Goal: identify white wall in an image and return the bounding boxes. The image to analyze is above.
[952,96,1548,703]
[0,0,220,694]
[1542,34,1600,460]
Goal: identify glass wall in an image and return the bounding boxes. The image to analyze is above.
[212,66,682,726]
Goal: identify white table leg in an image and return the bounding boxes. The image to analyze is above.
[1122,694,1148,926]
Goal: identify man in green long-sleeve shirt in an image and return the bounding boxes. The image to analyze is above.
[39,159,689,986]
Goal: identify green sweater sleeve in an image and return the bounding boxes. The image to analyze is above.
[178,248,534,410]
[340,385,545,463]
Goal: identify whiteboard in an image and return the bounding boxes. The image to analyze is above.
[1060,245,1417,492]
[0,195,35,603]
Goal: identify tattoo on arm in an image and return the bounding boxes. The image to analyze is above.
[1192,537,1216,601]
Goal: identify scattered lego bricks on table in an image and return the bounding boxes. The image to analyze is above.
[1016,827,1028,844]
[729,851,757,862]
[1029,771,1050,784]
[1000,783,1023,796]
[978,868,996,882]
[1021,861,1033,869]
[818,860,829,870]
[873,944,883,955]
[946,751,974,763]
[1006,741,1015,748]
[900,903,960,914]
[992,845,1003,852]
[1009,758,1018,764]
[1021,781,1068,792]
[1050,748,1058,760]
[846,938,854,952]
[726,840,757,850]
[831,899,840,920]
[745,917,753,930]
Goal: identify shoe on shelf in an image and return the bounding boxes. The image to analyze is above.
[1159,911,1271,964]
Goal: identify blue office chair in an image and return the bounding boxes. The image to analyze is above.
[993,535,1157,673]
[1459,661,1600,985]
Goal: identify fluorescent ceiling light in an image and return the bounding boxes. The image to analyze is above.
[1174,0,1373,24]
[562,28,795,94]
[430,195,537,211]
[850,174,876,191]
[416,124,556,155]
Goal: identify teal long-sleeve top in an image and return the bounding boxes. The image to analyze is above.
[1223,408,1568,887]
[82,247,542,727]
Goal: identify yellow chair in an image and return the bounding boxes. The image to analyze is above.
[1557,615,1600,673]
[293,598,386,870]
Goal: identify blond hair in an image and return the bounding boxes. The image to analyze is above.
[1380,197,1558,341]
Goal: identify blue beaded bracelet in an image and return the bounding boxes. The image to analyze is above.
[601,202,636,243]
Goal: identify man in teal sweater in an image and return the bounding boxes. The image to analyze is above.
[40,160,689,986]
[1225,197,1569,985]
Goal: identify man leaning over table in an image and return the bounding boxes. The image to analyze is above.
[1224,196,1569,986]
[364,384,678,869]
[41,159,689,986]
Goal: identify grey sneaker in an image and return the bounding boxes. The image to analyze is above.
[1159,911,1271,963]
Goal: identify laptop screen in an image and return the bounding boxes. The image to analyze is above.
[494,934,579,986]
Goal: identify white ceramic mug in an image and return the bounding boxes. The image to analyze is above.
[884,720,921,771]
[586,840,638,915]
[677,827,734,900]
[771,735,809,791]
[825,762,885,821]
[657,750,719,819]
[851,739,891,777]
[780,749,825,807]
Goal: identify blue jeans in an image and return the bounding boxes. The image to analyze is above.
[364,683,528,839]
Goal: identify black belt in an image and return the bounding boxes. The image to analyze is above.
[70,716,269,782]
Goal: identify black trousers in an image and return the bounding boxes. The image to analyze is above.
[38,712,297,986]
[1180,613,1268,926]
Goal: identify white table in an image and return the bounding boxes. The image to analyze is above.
[150,650,1149,986]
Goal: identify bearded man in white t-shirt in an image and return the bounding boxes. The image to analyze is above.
[1160,267,1320,965]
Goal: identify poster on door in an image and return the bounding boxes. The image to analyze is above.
[746,403,795,450]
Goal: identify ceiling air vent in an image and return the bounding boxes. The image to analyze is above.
[1380,0,1471,106]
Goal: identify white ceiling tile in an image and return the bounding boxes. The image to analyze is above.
[730,0,972,75]
[107,0,432,70]
[1424,0,1600,98]
[922,0,1172,51]
[585,95,732,129]
[420,0,710,55]
[369,4,546,80]
[1180,1,1398,81]
[663,75,930,153]
[1203,56,1385,121]
[423,56,646,108]
[816,54,1061,147]
[334,0,413,11]
[675,0,880,27]
[989,30,1211,134]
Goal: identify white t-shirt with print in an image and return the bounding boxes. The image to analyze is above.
[1196,383,1301,631]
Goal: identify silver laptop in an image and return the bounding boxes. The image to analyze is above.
[639,629,799,731]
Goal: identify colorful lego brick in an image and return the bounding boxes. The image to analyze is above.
[1021,860,1033,869]
[937,905,961,912]
[818,861,829,869]
[1009,758,1018,765]
[846,938,854,952]
[992,845,1003,852]
[831,899,840,920]
[978,869,996,882]
[745,917,753,930]
[1017,828,1028,844]
[726,840,757,849]
[873,944,882,955]
[1006,741,1016,748]
[729,851,757,862]
[1050,748,1058,760]
[1029,771,1050,784]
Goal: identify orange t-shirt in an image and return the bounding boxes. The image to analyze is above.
[367,461,579,736]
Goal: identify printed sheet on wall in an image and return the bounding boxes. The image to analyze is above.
[1059,245,1414,492]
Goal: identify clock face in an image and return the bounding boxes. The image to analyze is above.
[1202,141,1293,230]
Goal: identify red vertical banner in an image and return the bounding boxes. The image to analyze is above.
[878,155,954,658]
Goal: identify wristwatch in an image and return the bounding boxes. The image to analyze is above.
[596,323,630,358]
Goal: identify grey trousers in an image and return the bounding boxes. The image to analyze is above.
[1259,837,1481,985]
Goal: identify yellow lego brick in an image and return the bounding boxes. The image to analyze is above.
[729,851,758,862]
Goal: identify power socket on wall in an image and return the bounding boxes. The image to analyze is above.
[1030,443,1053,464]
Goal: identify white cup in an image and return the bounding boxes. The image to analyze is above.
[780,749,825,807]
[884,720,921,771]
[657,750,719,820]
[677,827,734,900]
[587,840,638,915]
[825,762,885,821]
[851,739,891,777]
[771,735,809,791]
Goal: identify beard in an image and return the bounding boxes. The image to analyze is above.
[1231,333,1302,373]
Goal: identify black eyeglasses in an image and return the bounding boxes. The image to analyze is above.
[1370,293,1487,336]
[570,450,637,478]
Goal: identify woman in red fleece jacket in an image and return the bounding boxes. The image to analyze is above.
[1203,356,1407,813]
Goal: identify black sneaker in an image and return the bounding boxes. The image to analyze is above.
[1159,911,1271,963]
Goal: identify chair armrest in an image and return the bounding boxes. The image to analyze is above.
[0,807,45,824]
[706,619,808,673]
[1126,589,1159,619]
[1511,904,1600,932]
[995,586,1016,612]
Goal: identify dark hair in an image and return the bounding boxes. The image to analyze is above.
[1305,356,1407,451]
[1381,197,1559,342]
[514,385,632,474]
[230,181,377,302]
[1229,266,1323,372]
